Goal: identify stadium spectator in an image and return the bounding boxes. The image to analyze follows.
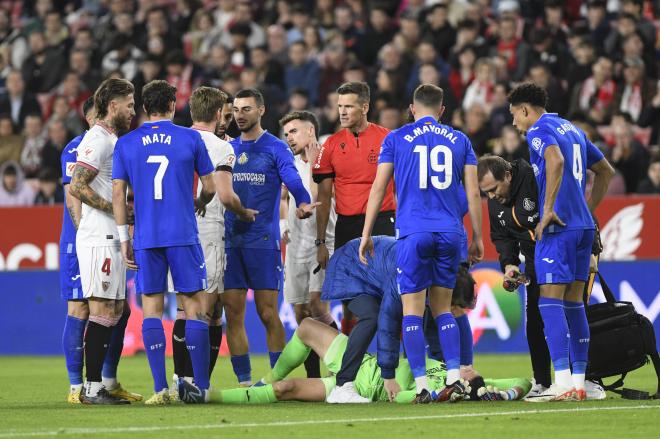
[19,113,46,178]
[0,160,34,206]
[0,69,41,132]
[636,158,660,194]
[101,34,143,82]
[334,4,363,57]
[362,4,397,66]
[491,15,527,81]
[421,3,454,60]
[0,9,28,69]
[285,41,320,106]
[463,58,496,113]
[604,12,639,60]
[492,125,529,163]
[21,30,66,94]
[0,113,22,164]
[570,56,616,124]
[251,45,285,91]
[608,114,651,193]
[566,40,597,87]
[449,45,477,103]
[378,107,402,131]
[614,57,656,124]
[69,48,102,93]
[620,0,657,46]
[528,63,567,115]
[40,118,69,178]
[584,0,610,49]
[220,1,266,49]
[33,167,62,205]
[406,41,449,99]
[287,88,310,112]
[489,82,513,135]
[463,103,493,157]
[184,9,222,64]
[266,24,289,65]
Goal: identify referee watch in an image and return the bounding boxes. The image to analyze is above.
[314,239,326,247]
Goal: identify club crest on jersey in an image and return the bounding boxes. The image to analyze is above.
[523,198,535,211]
[238,152,249,165]
[102,281,110,291]
[531,137,543,151]
[368,151,378,164]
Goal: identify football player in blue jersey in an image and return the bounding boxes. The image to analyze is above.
[360,84,484,404]
[112,80,217,404]
[60,97,142,404]
[508,83,615,401]
[223,88,317,386]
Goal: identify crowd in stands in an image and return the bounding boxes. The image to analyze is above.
[1,0,659,207]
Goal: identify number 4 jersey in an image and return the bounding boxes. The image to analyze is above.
[379,116,477,238]
[526,113,604,233]
[113,120,214,250]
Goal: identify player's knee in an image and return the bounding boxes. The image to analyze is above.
[296,317,316,341]
[294,303,311,323]
[256,305,279,325]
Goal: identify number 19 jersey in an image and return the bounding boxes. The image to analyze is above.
[112,120,214,250]
[526,113,604,233]
[378,116,477,239]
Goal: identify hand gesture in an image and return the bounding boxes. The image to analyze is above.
[535,210,566,241]
[194,197,207,217]
[296,201,321,219]
[239,208,259,222]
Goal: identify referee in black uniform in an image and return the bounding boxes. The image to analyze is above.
[477,155,551,394]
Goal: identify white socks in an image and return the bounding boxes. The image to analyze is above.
[555,369,573,389]
[414,376,428,393]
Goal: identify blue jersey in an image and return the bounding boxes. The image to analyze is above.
[527,113,604,232]
[379,116,477,238]
[113,120,214,250]
[225,131,310,249]
[59,133,85,251]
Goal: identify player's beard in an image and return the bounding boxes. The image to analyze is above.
[111,113,132,136]
[238,119,258,133]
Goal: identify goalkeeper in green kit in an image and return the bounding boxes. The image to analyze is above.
[179,318,531,404]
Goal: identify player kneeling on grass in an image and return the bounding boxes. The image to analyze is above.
[178,318,530,404]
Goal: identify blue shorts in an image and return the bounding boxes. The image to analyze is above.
[224,247,282,291]
[396,231,461,294]
[60,250,84,301]
[135,245,207,294]
[535,229,594,285]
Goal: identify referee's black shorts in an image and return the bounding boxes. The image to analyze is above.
[334,210,395,249]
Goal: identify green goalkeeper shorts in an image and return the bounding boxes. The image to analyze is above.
[321,334,382,401]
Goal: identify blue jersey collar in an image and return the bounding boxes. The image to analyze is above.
[240,129,268,145]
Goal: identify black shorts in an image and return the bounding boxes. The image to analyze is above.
[335,210,395,249]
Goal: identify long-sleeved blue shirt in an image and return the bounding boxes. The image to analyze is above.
[284,60,320,106]
[226,131,311,249]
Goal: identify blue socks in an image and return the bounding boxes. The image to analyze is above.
[402,315,426,379]
[269,351,282,369]
[538,297,570,373]
[564,300,590,375]
[102,312,129,379]
[435,312,461,383]
[455,314,473,366]
[62,316,87,386]
[231,354,252,384]
[186,319,210,390]
[142,318,168,392]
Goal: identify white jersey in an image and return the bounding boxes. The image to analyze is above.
[287,154,336,263]
[194,128,236,225]
[76,123,119,247]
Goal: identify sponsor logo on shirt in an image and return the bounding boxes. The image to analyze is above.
[238,152,249,165]
[532,164,540,176]
[233,172,265,185]
[531,137,544,151]
[523,198,535,211]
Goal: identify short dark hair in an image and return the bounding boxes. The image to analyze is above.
[336,81,370,104]
[279,110,320,138]
[451,264,476,309]
[477,155,512,182]
[235,88,264,107]
[190,87,227,123]
[413,84,444,108]
[82,96,94,117]
[508,82,548,109]
[142,80,177,116]
[94,78,134,119]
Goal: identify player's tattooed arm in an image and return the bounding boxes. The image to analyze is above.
[70,165,113,215]
[64,184,82,229]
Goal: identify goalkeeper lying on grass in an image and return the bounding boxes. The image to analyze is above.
[178,318,531,404]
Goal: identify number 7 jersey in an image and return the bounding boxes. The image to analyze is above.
[379,116,476,238]
[526,113,604,233]
[113,120,214,250]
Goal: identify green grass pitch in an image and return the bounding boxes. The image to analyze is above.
[1,354,658,438]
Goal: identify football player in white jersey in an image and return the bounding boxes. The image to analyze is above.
[280,111,338,378]
[69,78,135,404]
[215,94,234,142]
[171,87,258,393]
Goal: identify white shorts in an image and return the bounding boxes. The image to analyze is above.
[77,244,126,300]
[284,257,325,305]
[198,221,225,293]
